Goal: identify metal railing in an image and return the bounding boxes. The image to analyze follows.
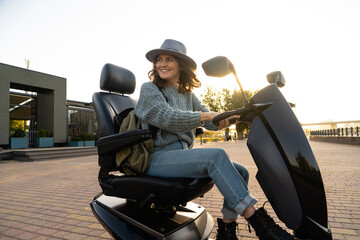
[310,127,360,137]
[27,131,38,146]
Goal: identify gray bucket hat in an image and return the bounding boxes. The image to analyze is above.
[146,39,197,70]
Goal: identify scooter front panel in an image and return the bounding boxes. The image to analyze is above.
[248,117,303,229]
[248,84,332,239]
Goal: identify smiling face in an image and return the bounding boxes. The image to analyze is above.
[156,54,181,86]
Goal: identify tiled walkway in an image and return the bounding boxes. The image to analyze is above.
[0,141,359,239]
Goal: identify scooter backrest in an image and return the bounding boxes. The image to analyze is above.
[100,63,136,94]
[93,63,137,139]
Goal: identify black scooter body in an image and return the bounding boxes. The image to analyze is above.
[247,84,332,239]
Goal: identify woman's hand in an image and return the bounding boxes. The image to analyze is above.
[217,115,241,129]
[200,112,219,122]
[200,112,240,129]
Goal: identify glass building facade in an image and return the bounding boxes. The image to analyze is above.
[67,101,97,142]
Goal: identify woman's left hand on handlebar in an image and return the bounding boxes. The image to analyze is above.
[217,115,241,129]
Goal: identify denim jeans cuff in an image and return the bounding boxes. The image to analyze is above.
[221,207,239,220]
[234,194,258,216]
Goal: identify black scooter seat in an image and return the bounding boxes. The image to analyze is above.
[100,175,214,206]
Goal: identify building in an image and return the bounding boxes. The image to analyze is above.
[66,100,97,143]
[0,62,97,149]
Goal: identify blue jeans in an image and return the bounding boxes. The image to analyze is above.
[145,141,258,219]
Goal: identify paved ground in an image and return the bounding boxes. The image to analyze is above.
[0,141,359,240]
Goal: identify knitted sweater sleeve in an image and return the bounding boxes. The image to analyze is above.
[191,93,219,131]
[134,82,203,133]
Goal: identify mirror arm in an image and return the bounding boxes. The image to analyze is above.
[231,67,249,106]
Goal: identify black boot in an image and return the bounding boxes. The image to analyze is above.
[246,207,296,240]
[216,218,238,240]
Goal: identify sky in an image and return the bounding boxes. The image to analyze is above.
[0,0,359,124]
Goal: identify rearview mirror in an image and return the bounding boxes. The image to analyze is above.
[202,56,249,106]
[202,56,234,77]
[267,71,286,88]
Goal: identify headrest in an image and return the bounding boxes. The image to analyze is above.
[100,63,136,94]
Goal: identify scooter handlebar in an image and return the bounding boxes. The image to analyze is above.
[212,103,273,126]
[212,107,251,126]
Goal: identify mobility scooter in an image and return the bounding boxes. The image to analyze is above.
[90,56,332,240]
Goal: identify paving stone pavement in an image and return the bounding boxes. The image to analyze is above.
[0,141,359,240]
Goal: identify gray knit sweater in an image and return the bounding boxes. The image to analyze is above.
[134,82,218,148]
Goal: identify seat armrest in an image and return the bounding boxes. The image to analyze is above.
[97,129,152,156]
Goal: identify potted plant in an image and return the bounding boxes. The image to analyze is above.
[83,134,95,146]
[69,136,84,147]
[35,129,54,148]
[9,128,28,149]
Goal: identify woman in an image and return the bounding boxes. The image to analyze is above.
[134,39,295,240]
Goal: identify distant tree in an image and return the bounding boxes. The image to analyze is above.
[201,86,222,112]
[231,89,259,109]
[221,88,233,112]
[201,86,234,112]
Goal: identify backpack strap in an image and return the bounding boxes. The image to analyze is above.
[115,108,134,128]
[148,83,168,138]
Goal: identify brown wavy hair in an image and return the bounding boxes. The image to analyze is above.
[148,56,201,93]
